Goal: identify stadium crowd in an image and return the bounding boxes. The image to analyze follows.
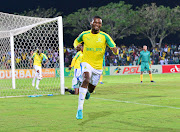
[1,43,180,69]
[64,43,180,67]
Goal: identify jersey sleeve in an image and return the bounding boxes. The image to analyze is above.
[73,32,84,48]
[104,33,116,48]
[42,54,48,60]
[70,52,81,67]
[138,52,142,65]
[70,57,76,67]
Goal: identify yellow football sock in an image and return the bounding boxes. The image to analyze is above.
[140,75,143,82]
[100,75,103,82]
[149,74,153,81]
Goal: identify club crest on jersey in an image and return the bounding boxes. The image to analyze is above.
[97,38,102,43]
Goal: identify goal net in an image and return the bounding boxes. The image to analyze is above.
[0,12,64,97]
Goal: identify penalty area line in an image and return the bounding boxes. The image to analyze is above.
[91,97,180,110]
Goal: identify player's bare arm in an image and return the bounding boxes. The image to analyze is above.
[44,59,49,67]
[30,58,33,68]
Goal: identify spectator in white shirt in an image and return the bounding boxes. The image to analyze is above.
[159,58,165,65]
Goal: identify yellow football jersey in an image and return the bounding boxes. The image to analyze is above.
[70,51,83,69]
[74,30,116,70]
[32,53,48,66]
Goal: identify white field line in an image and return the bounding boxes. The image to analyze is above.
[92,97,180,110]
[110,82,180,86]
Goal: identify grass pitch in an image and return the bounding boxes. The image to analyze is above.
[0,74,180,132]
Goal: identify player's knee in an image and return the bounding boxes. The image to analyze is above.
[83,77,89,85]
[37,70,39,73]
[83,73,90,85]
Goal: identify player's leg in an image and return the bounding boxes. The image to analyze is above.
[74,88,79,94]
[32,65,38,87]
[76,71,89,119]
[76,62,91,119]
[146,63,154,82]
[66,68,82,95]
[86,71,101,98]
[88,83,96,93]
[66,69,78,94]
[148,69,154,82]
[140,71,143,83]
[99,75,104,84]
[36,66,42,89]
[140,63,144,83]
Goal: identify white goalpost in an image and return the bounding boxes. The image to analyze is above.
[0,12,65,97]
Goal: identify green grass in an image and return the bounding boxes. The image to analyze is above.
[0,74,180,132]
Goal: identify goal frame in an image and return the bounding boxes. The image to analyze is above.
[8,16,65,95]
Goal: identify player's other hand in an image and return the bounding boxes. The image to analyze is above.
[69,67,72,71]
[76,44,82,51]
[44,63,47,68]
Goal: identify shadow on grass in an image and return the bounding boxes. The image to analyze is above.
[117,120,179,131]
[79,111,112,126]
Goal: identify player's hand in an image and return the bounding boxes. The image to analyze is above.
[76,44,82,51]
[44,63,47,68]
[69,67,72,70]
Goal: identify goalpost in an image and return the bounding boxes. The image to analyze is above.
[0,12,64,97]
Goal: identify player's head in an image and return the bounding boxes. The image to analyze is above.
[37,48,42,54]
[90,16,102,32]
[143,45,147,51]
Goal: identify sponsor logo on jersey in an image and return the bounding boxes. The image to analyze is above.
[97,38,102,43]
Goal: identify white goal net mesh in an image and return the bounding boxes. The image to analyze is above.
[0,12,64,97]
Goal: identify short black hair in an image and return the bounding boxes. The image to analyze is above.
[92,16,102,21]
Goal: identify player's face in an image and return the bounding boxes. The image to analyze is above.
[143,46,147,51]
[91,18,102,31]
[39,49,42,54]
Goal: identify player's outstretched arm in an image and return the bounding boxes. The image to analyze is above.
[30,58,33,68]
[73,32,84,49]
[138,53,142,66]
[69,57,76,70]
[44,59,49,67]
[148,52,151,68]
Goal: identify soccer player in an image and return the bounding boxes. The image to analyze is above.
[99,55,105,84]
[74,16,119,119]
[66,46,83,95]
[138,45,155,83]
[30,49,49,89]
